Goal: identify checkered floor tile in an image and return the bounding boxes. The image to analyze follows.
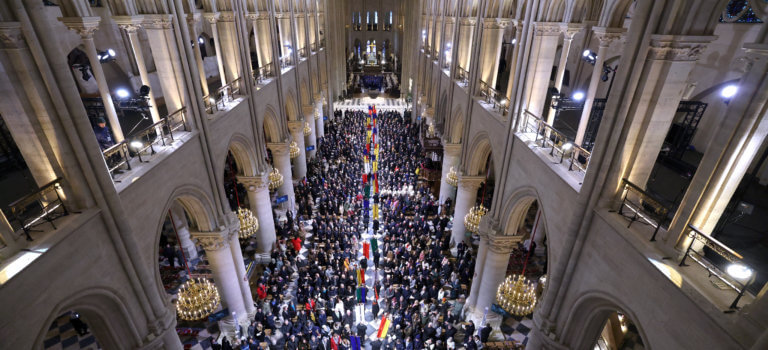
[499,314,534,346]
[43,312,100,350]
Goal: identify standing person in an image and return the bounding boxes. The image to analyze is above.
[92,117,115,150]
[371,299,380,319]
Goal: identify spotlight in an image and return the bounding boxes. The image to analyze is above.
[582,49,590,57]
[727,263,753,280]
[198,37,205,45]
[130,140,143,150]
[572,91,585,101]
[721,84,738,99]
[116,88,130,99]
[582,50,597,65]
[107,49,116,57]
[97,49,116,63]
[562,142,573,151]
[511,38,517,45]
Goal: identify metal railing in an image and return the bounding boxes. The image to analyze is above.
[478,80,509,115]
[617,178,670,241]
[101,108,188,179]
[455,66,469,86]
[520,110,592,174]
[203,78,243,114]
[253,63,276,85]
[680,224,755,309]
[7,178,68,236]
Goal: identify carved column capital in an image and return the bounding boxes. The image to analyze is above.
[267,142,289,155]
[443,142,462,157]
[143,14,174,30]
[219,11,236,22]
[648,34,715,61]
[483,18,510,30]
[113,16,145,33]
[59,16,101,39]
[593,27,626,47]
[458,175,485,190]
[192,232,230,251]
[0,22,26,50]
[287,120,305,131]
[488,234,522,254]
[204,12,221,24]
[559,23,583,40]
[533,22,562,36]
[187,13,202,25]
[238,175,269,192]
[444,17,456,25]
[459,17,477,26]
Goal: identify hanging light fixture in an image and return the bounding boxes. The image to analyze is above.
[464,205,487,233]
[303,121,312,136]
[289,141,300,159]
[168,210,220,320]
[268,167,284,191]
[237,207,259,239]
[446,167,459,187]
[496,209,542,316]
[176,277,221,320]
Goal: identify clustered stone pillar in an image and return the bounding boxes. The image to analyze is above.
[288,120,308,180]
[169,205,198,262]
[546,24,582,125]
[268,142,296,212]
[60,17,124,142]
[217,12,243,84]
[438,143,461,209]
[114,16,161,124]
[251,14,274,74]
[187,13,210,97]
[466,231,490,309]
[193,231,248,331]
[315,100,325,139]
[303,105,317,159]
[457,18,477,74]
[469,235,519,327]
[227,225,255,319]
[143,14,188,113]
[238,175,277,253]
[575,27,625,146]
[451,176,484,248]
[205,13,228,86]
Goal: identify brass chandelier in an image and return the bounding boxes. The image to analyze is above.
[464,205,487,233]
[496,274,537,316]
[303,121,312,136]
[237,207,259,239]
[176,277,221,320]
[289,141,300,159]
[268,167,284,191]
[446,167,459,187]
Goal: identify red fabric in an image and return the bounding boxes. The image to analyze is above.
[363,242,370,259]
[331,336,339,350]
[291,237,302,252]
[256,284,267,300]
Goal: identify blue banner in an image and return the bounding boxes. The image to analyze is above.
[306,145,315,151]
[276,195,288,204]
[323,116,328,121]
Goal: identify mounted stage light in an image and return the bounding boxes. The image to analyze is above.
[727,263,753,280]
[116,88,130,99]
[572,91,585,101]
[582,50,597,65]
[721,84,738,99]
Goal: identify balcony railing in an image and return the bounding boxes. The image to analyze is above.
[101,108,188,179]
[253,63,276,85]
[617,178,670,241]
[203,78,243,114]
[298,47,308,58]
[520,110,591,174]
[7,178,68,236]
[455,66,469,86]
[478,80,509,116]
[680,224,755,309]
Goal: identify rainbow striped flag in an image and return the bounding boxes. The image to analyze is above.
[377,317,391,338]
[356,268,365,285]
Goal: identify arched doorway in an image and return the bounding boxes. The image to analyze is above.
[593,311,645,350]
[42,311,101,349]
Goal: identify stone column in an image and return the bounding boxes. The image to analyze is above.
[187,13,209,97]
[204,13,227,86]
[114,16,161,123]
[575,27,625,146]
[438,143,462,207]
[457,18,477,74]
[315,99,325,139]
[288,120,308,180]
[466,231,490,308]
[143,15,188,113]
[452,176,484,247]
[668,43,768,244]
[524,22,562,119]
[442,17,456,69]
[546,24,583,125]
[170,205,198,262]
[193,231,248,330]
[60,17,123,142]
[268,142,296,212]
[504,22,523,101]
[469,235,519,326]
[623,35,714,188]
[303,105,317,159]
[238,175,277,253]
[277,13,294,67]
[226,222,255,318]
[478,18,510,90]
